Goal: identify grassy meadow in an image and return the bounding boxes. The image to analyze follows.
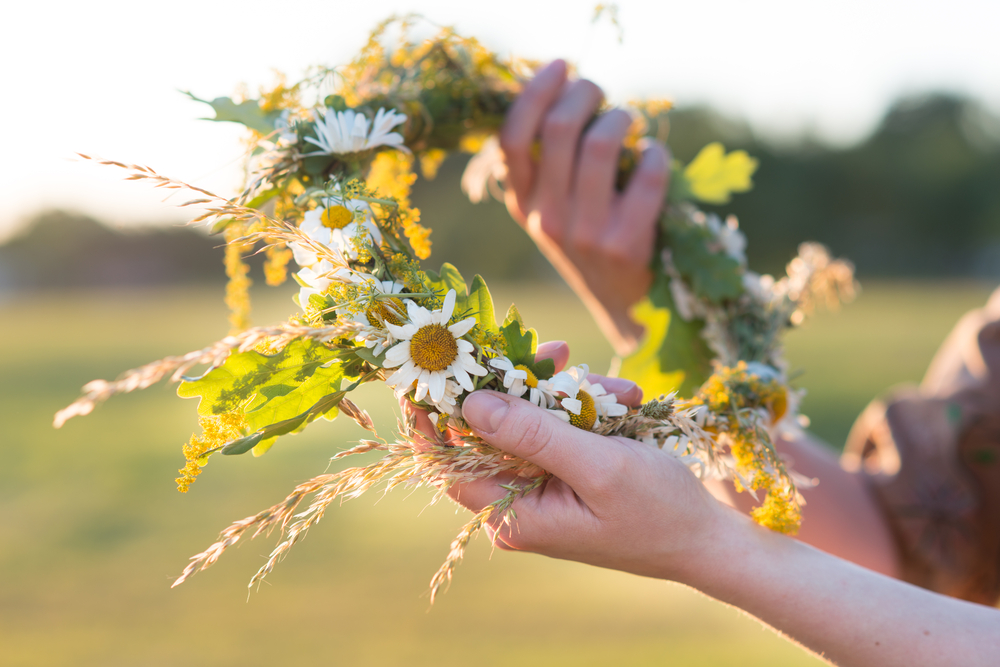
[0,280,994,666]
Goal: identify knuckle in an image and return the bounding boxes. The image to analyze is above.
[635,161,668,191]
[581,133,620,163]
[541,113,576,143]
[498,129,526,160]
[506,411,550,461]
[571,231,599,257]
[601,241,633,265]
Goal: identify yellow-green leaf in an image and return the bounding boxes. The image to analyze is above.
[683,142,758,205]
[618,276,714,398]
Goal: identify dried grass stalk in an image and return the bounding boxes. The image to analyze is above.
[54,321,361,428]
[173,436,545,594]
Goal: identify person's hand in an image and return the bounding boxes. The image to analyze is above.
[500,60,671,356]
[447,374,729,583]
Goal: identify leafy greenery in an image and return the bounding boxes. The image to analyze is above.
[682,142,758,205]
[183,92,282,135]
[661,214,744,304]
[466,275,498,334]
[177,339,349,455]
[619,275,713,398]
[500,304,555,379]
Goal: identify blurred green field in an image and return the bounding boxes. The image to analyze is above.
[0,280,994,667]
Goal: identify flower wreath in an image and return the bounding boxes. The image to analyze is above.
[56,19,856,601]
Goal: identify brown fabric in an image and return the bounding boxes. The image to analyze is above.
[843,287,1000,606]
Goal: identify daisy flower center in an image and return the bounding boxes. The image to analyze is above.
[514,364,538,388]
[365,297,407,327]
[410,324,459,372]
[568,389,597,431]
[321,205,354,229]
[767,387,788,424]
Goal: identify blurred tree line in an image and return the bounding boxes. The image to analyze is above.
[2,91,997,291]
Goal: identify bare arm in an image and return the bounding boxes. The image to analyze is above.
[707,431,900,578]
[453,390,1000,666]
[695,510,1000,666]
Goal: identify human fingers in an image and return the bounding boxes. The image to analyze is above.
[535,340,570,373]
[570,108,634,243]
[534,79,605,241]
[500,60,568,212]
[462,390,625,501]
[587,374,643,407]
[606,140,669,261]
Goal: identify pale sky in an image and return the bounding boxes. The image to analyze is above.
[3,0,998,241]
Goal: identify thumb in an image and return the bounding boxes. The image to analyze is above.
[462,390,621,497]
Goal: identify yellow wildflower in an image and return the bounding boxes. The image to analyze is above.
[223,224,252,333]
[176,413,247,492]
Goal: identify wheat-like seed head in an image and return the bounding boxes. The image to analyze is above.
[53,321,361,428]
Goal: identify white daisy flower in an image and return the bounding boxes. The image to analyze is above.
[292,200,383,266]
[429,379,463,416]
[304,107,407,156]
[542,364,628,431]
[487,356,558,408]
[487,356,529,397]
[295,261,356,310]
[383,290,488,404]
[341,278,410,356]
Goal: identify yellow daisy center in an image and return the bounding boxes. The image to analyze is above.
[514,364,538,388]
[365,296,406,327]
[767,387,788,424]
[321,205,354,229]
[410,324,459,372]
[568,389,597,431]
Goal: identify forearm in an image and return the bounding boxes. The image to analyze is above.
[683,510,1000,666]
[707,431,899,578]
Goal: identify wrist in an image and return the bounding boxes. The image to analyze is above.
[670,503,764,592]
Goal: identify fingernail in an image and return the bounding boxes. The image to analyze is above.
[463,392,510,434]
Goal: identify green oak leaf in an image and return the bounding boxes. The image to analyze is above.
[182,92,282,136]
[502,304,524,328]
[619,274,713,398]
[662,214,743,304]
[220,373,373,456]
[178,339,348,455]
[466,275,498,334]
[498,318,552,380]
[424,262,469,312]
[500,319,535,367]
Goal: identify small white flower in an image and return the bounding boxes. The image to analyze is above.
[429,379,464,415]
[341,278,410,356]
[383,290,488,404]
[304,107,407,156]
[292,200,382,266]
[489,356,561,407]
[295,261,355,310]
[488,356,529,397]
[541,364,628,430]
[704,213,747,264]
